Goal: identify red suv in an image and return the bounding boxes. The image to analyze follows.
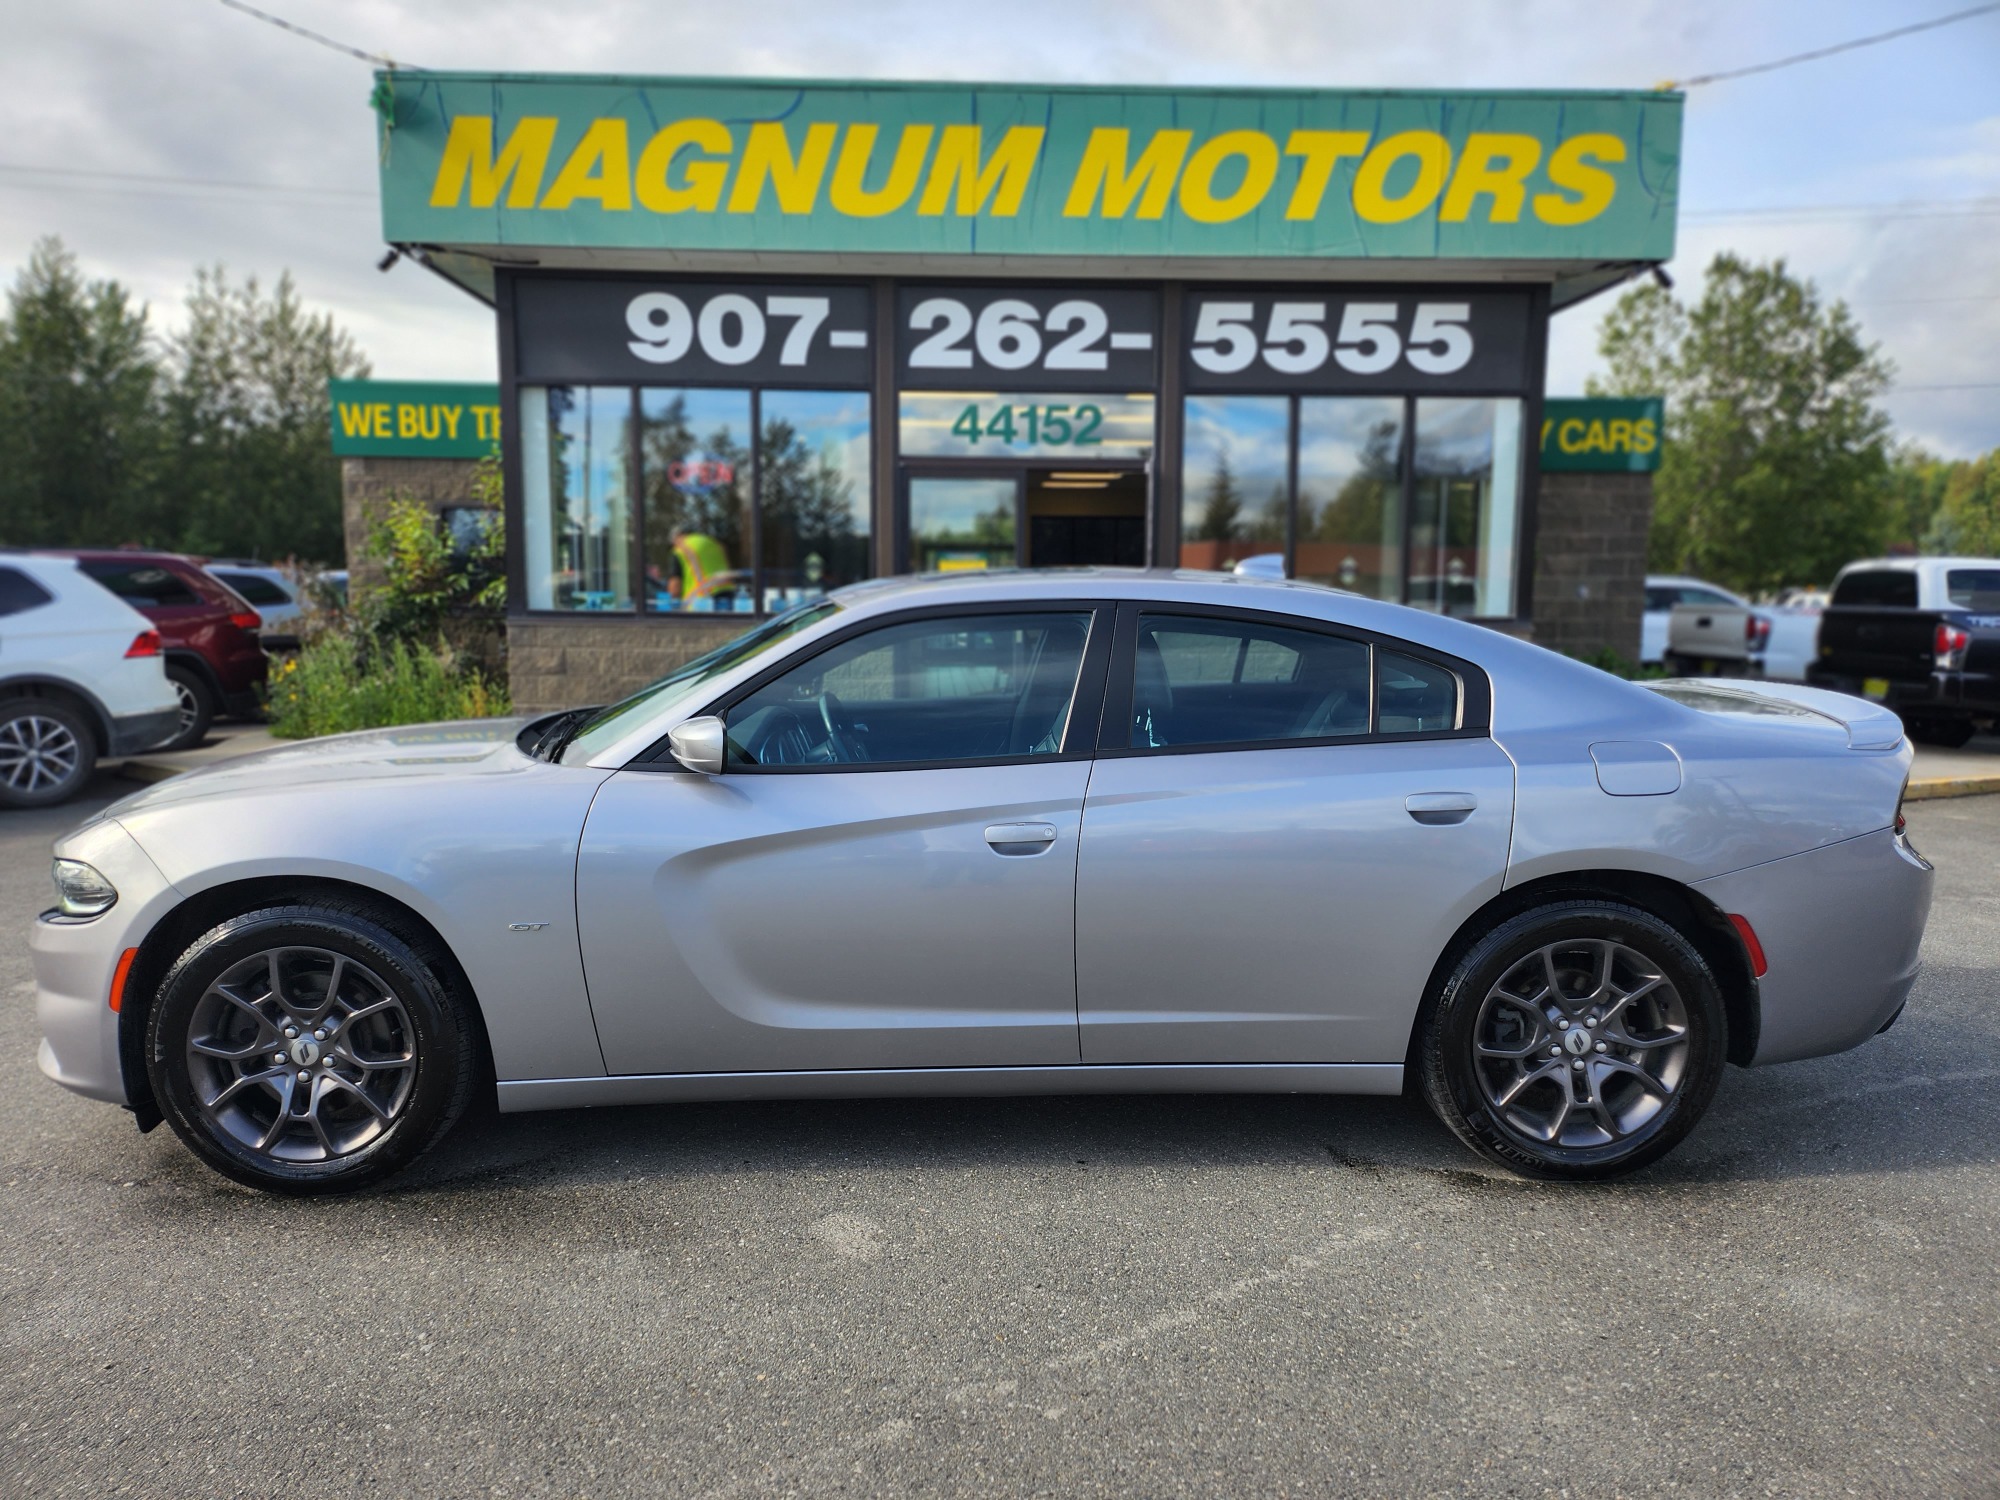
[46,551,268,751]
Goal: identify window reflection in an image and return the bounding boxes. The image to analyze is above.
[1296,399,1403,600]
[759,391,872,614]
[910,477,1017,573]
[1411,398,1522,618]
[1179,397,1288,573]
[640,389,753,614]
[521,386,632,612]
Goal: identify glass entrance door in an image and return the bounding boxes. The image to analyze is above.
[908,475,1019,573]
[906,467,1148,573]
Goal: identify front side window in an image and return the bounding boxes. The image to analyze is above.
[1130,614,1371,750]
[726,611,1093,768]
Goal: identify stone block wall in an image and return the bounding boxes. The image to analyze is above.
[339,456,485,598]
[1529,471,1653,665]
[508,617,750,715]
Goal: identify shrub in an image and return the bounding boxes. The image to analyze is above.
[266,631,506,740]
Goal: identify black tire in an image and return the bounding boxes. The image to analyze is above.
[1904,716,1975,749]
[146,903,476,1194]
[0,697,97,810]
[157,664,215,752]
[1419,900,1727,1181]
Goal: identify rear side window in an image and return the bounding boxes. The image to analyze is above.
[0,566,55,618]
[1831,570,1918,608]
[214,571,290,606]
[1945,569,2000,610]
[1125,613,1462,751]
[80,561,202,607]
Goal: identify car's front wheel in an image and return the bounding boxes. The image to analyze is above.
[147,904,477,1193]
[1419,900,1727,1180]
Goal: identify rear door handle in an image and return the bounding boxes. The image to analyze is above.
[1406,792,1477,825]
[984,822,1058,855]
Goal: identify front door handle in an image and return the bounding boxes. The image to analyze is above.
[1406,792,1477,826]
[984,822,1058,855]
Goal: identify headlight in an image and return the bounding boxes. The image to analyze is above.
[51,859,118,918]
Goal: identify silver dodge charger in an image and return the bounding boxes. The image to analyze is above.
[33,571,1934,1193]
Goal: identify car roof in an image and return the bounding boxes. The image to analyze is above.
[1834,556,2000,573]
[38,548,200,568]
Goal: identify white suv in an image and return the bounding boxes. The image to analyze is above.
[0,555,181,809]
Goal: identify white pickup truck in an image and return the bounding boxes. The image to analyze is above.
[1664,596,1771,677]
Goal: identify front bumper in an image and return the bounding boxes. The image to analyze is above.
[31,817,182,1107]
[1695,826,1934,1066]
[1807,667,2000,720]
[107,707,181,758]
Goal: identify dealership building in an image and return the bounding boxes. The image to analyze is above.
[363,71,1677,711]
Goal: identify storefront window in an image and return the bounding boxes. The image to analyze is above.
[1410,398,1522,618]
[639,389,753,614]
[910,477,1017,573]
[1179,397,1288,573]
[521,386,632,612]
[759,391,872,613]
[1296,398,1403,601]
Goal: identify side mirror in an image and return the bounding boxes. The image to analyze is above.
[667,715,727,775]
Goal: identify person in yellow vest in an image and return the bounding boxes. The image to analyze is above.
[669,529,733,608]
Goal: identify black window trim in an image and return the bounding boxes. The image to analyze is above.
[1094,599,1491,760]
[629,598,1117,775]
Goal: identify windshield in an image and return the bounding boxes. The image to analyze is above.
[558,601,840,764]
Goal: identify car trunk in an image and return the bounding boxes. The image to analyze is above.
[1644,678,1905,750]
[1816,607,1941,683]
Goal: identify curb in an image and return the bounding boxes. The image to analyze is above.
[1905,775,2000,802]
[111,760,187,786]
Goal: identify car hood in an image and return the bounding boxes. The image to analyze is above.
[103,718,535,816]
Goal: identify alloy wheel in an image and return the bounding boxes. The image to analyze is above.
[1472,939,1692,1150]
[184,946,419,1163]
[0,712,82,795]
[172,679,201,738]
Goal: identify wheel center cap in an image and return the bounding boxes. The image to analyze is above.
[1563,1029,1593,1056]
[289,1037,322,1067]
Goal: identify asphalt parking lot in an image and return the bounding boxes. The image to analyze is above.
[2,777,1996,1498]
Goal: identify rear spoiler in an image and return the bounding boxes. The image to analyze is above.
[1646,678,1905,751]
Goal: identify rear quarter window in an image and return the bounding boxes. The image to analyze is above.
[215,572,291,606]
[1831,570,1918,608]
[0,566,55,618]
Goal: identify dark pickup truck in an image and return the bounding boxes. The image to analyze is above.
[1807,558,2000,747]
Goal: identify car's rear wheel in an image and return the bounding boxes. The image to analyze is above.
[157,664,215,752]
[1419,901,1727,1180]
[0,698,95,809]
[147,904,476,1194]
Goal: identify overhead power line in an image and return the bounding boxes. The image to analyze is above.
[214,0,398,68]
[0,161,373,199]
[1661,2,2000,88]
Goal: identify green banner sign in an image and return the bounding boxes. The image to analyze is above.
[329,379,502,458]
[375,72,1681,264]
[1539,397,1664,472]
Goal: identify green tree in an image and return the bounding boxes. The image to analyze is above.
[1881,443,1955,553]
[0,237,162,546]
[1591,252,1895,593]
[1926,449,2000,556]
[1194,450,1243,541]
[162,266,369,562]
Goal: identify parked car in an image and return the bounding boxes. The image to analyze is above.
[1758,594,1825,683]
[1808,556,2000,747]
[1642,577,1746,666]
[0,554,180,809]
[204,562,303,632]
[1664,597,1771,678]
[45,551,268,753]
[35,570,1931,1193]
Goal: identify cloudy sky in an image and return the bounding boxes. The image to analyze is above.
[5,0,1996,456]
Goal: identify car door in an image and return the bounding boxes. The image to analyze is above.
[1075,605,1515,1066]
[576,604,1109,1076]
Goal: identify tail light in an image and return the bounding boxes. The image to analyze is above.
[124,630,161,658]
[1934,622,1971,670]
[1745,613,1772,652]
[228,610,263,633]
